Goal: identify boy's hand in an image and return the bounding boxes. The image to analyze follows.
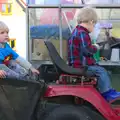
[93,44,103,50]
[0,70,6,78]
[30,68,40,74]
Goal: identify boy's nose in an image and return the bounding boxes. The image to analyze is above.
[5,34,8,37]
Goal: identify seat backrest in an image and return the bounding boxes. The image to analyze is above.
[44,41,85,75]
[44,41,67,73]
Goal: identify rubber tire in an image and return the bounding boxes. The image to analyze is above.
[81,106,106,120]
[44,105,104,120]
[0,110,9,120]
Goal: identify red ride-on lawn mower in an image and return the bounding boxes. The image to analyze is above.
[38,41,120,120]
[0,41,120,120]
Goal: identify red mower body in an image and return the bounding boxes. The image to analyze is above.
[44,84,120,120]
[40,41,120,120]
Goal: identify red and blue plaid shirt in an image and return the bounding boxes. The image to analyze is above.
[68,25,97,68]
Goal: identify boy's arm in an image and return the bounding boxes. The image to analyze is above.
[5,43,19,60]
[15,56,39,74]
[79,32,98,56]
[7,46,33,70]
[7,45,39,73]
[15,56,33,70]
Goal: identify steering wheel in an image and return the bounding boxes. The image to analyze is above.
[110,42,120,48]
[96,40,109,46]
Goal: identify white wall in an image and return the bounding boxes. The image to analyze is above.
[0,15,26,59]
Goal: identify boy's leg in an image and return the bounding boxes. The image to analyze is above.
[8,60,37,81]
[0,64,20,79]
[87,66,120,101]
[8,60,28,76]
[87,66,112,93]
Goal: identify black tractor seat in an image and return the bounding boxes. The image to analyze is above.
[44,41,88,76]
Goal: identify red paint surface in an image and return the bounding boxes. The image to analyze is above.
[44,85,120,120]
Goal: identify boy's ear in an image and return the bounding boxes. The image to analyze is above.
[90,20,94,24]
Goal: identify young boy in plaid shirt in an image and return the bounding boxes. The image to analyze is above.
[68,6,120,101]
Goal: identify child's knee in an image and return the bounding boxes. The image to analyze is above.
[97,66,107,73]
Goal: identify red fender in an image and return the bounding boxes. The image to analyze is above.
[44,85,120,120]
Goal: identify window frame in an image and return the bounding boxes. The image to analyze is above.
[8,38,16,51]
[1,3,12,15]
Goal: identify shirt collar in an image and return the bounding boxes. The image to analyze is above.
[0,43,7,48]
[76,25,90,33]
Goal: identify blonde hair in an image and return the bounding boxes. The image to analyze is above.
[0,21,9,32]
[76,6,98,24]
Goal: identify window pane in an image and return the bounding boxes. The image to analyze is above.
[29,8,60,61]
[84,0,120,4]
[1,3,12,14]
[1,4,6,12]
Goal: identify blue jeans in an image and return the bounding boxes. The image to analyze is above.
[0,61,36,80]
[0,62,28,79]
[87,66,112,93]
